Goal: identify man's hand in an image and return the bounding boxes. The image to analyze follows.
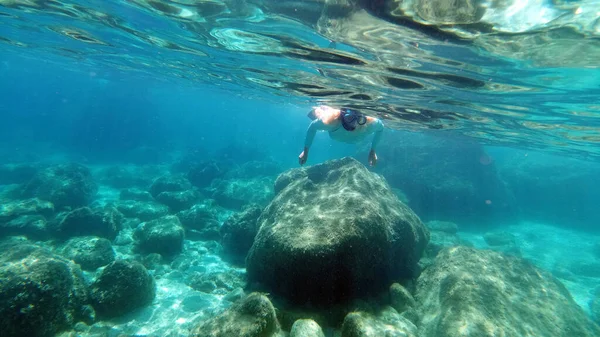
[368,149,378,167]
[299,147,309,166]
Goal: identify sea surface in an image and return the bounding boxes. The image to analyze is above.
[1,1,600,337]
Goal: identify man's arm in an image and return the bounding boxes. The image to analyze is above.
[304,119,326,149]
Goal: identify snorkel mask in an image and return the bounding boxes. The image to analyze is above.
[340,108,367,131]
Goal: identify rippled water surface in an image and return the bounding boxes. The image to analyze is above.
[2,0,600,158]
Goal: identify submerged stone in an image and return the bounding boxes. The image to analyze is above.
[134,215,185,256]
[290,319,325,337]
[60,236,115,271]
[149,174,192,198]
[90,260,155,319]
[189,292,279,337]
[340,308,418,337]
[1,214,48,239]
[177,201,221,241]
[115,199,169,221]
[247,157,429,305]
[56,206,123,240]
[416,246,600,337]
[21,163,98,209]
[0,242,90,337]
[155,189,200,212]
[220,204,262,258]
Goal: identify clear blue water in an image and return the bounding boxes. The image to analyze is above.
[1,1,600,336]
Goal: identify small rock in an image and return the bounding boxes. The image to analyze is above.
[341,307,418,337]
[1,214,48,239]
[119,188,153,201]
[390,283,416,313]
[425,220,459,234]
[149,174,192,198]
[190,293,279,337]
[483,231,516,246]
[224,288,245,303]
[115,200,169,222]
[290,319,325,337]
[61,236,116,270]
[0,198,54,222]
[90,260,156,319]
[56,206,123,239]
[177,202,221,241]
[156,189,200,212]
[134,215,185,256]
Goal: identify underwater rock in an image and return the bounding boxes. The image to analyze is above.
[149,174,192,198]
[209,176,275,210]
[425,220,459,234]
[155,189,200,212]
[220,204,262,258]
[60,236,115,271]
[90,260,156,319]
[177,201,221,240]
[483,231,516,246]
[0,242,90,337]
[0,214,49,239]
[290,319,325,337]
[187,160,228,188]
[247,157,429,305]
[134,215,185,256]
[95,166,155,189]
[0,163,39,184]
[119,188,154,201]
[189,292,279,337]
[340,307,418,337]
[21,163,98,209]
[115,199,169,221]
[188,270,246,295]
[389,283,416,314]
[483,231,521,256]
[0,197,54,222]
[415,246,600,337]
[56,206,123,240]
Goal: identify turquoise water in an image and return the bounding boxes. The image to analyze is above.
[1,1,600,336]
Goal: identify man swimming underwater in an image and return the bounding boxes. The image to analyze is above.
[299,105,384,166]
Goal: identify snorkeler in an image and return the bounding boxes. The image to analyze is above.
[299,105,384,166]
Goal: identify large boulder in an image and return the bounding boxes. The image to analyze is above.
[246,157,429,305]
[89,260,155,319]
[0,242,91,337]
[189,292,279,337]
[416,246,600,337]
[21,163,98,209]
